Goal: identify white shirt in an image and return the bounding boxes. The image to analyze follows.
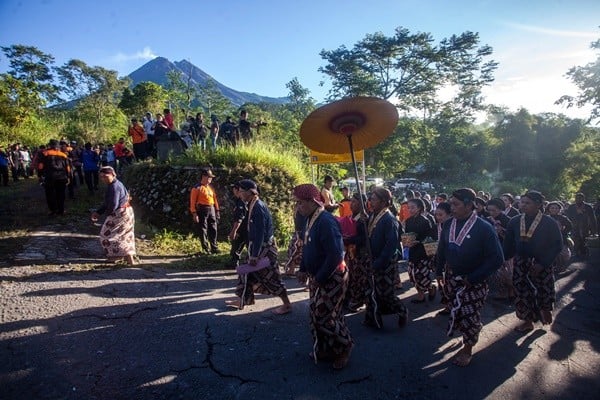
[143,117,155,136]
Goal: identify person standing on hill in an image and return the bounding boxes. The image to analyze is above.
[189,168,220,254]
[128,118,148,160]
[38,139,70,216]
[143,112,155,157]
[163,108,175,132]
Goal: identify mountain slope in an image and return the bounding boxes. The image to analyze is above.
[128,57,287,106]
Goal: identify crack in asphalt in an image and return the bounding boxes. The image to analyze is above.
[66,306,158,321]
[337,374,372,388]
[203,323,261,384]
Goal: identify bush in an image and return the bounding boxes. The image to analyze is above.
[122,140,309,245]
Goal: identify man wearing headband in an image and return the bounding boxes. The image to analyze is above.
[91,166,136,265]
[364,187,408,330]
[504,191,562,333]
[226,179,292,315]
[436,188,503,366]
[294,183,353,370]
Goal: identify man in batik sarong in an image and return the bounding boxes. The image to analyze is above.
[294,183,353,370]
[435,188,503,366]
[504,191,562,333]
[341,193,369,312]
[364,188,408,330]
[225,179,291,315]
[91,166,136,265]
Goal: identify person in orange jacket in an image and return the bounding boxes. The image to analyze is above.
[189,168,220,254]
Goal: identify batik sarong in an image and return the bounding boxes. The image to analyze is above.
[408,258,434,293]
[284,232,303,275]
[344,245,369,310]
[513,256,555,322]
[236,242,286,307]
[488,259,514,298]
[308,267,353,361]
[364,262,408,328]
[445,267,488,346]
[100,206,136,257]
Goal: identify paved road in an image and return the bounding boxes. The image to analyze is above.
[1,227,599,400]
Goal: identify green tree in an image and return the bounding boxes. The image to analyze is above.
[197,78,235,120]
[1,44,58,104]
[319,27,497,118]
[119,81,168,118]
[556,36,600,123]
[55,59,130,135]
[285,77,315,119]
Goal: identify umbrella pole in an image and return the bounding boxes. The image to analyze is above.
[347,135,380,328]
[347,135,366,215]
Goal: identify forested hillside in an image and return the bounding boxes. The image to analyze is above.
[1,28,599,199]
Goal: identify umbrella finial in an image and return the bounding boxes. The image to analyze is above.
[330,112,366,136]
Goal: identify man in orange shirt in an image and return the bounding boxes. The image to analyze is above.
[190,168,220,254]
[128,118,148,160]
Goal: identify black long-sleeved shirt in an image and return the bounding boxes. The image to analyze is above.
[503,213,563,268]
[435,216,504,284]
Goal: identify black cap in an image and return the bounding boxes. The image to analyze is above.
[238,179,258,194]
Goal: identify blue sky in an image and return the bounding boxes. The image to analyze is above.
[1,0,599,118]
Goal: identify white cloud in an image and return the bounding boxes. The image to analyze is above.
[503,22,598,39]
[109,46,157,63]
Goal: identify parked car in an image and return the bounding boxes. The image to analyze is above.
[392,178,420,191]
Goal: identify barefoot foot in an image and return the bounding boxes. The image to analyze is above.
[514,320,534,332]
[452,347,472,367]
[225,299,242,309]
[272,304,292,315]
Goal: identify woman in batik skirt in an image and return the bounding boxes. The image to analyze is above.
[340,193,369,312]
[435,188,504,366]
[225,179,292,315]
[91,166,136,265]
[433,201,452,315]
[364,188,408,329]
[294,184,353,370]
[404,198,436,303]
[485,197,515,300]
[504,191,563,332]
[284,208,305,276]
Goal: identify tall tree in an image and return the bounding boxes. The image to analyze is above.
[319,27,497,118]
[1,44,58,104]
[197,78,235,120]
[119,81,168,118]
[556,36,600,123]
[285,77,315,120]
[55,59,130,133]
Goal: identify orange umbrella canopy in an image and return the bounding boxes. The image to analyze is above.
[299,96,398,154]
